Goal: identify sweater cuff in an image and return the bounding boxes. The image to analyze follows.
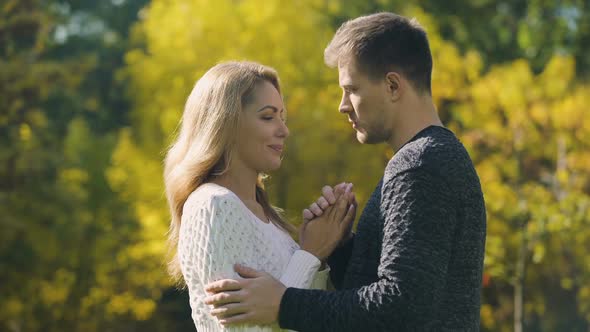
[279,250,321,288]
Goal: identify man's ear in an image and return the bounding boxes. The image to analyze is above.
[386,72,402,102]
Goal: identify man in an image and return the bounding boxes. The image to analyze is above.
[204,12,486,331]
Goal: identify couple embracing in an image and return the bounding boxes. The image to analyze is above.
[164,12,486,332]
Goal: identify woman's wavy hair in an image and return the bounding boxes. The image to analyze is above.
[164,61,295,283]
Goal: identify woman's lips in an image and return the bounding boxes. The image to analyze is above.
[268,145,283,153]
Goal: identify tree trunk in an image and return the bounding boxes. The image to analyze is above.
[514,219,527,332]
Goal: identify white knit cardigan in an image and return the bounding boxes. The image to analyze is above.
[178,183,329,332]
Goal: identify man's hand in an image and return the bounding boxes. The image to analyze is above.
[204,264,286,326]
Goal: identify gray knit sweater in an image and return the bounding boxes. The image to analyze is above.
[278,126,486,331]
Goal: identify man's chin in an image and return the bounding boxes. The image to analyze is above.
[354,131,364,143]
[356,131,384,144]
[356,131,377,144]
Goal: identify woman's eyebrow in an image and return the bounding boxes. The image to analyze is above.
[256,105,282,113]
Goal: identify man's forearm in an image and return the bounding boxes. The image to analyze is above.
[278,280,403,332]
[326,233,355,289]
[279,287,358,332]
[278,259,449,332]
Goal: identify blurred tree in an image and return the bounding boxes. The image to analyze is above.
[0,0,179,331]
[0,1,95,330]
[416,0,590,77]
[453,55,590,331]
[3,0,590,330]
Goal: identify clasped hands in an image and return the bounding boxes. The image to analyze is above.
[202,183,357,326]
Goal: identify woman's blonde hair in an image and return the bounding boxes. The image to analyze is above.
[164,61,295,284]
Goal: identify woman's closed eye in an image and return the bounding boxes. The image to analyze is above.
[261,114,286,122]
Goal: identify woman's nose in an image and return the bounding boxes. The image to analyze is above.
[277,120,289,138]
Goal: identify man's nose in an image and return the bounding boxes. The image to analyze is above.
[339,94,351,114]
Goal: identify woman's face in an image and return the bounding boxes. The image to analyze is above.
[234,80,289,173]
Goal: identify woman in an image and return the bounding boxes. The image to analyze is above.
[164,61,354,331]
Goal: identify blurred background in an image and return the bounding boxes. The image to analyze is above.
[1,0,590,331]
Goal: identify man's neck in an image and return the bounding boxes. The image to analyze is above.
[387,96,442,152]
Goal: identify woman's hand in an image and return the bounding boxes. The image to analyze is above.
[299,185,356,261]
[302,183,357,246]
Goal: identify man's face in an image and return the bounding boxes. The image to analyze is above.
[338,60,393,144]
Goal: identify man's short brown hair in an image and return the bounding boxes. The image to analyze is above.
[325,12,433,95]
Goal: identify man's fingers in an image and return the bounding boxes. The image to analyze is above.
[205,279,243,293]
[210,303,247,319]
[333,182,348,198]
[321,185,336,204]
[234,264,264,279]
[330,189,351,221]
[317,196,329,209]
[309,203,323,216]
[341,203,356,227]
[220,312,255,325]
[203,291,242,306]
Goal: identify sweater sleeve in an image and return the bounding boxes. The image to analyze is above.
[180,193,321,331]
[326,234,355,289]
[278,168,456,331]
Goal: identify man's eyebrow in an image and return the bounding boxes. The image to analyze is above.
[256,105,283,113]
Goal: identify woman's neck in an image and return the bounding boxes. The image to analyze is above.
[211,166,258,203]
[212,166,270,223]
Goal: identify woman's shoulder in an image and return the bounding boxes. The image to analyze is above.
[183,182,241,214]
[182,183,257,236]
